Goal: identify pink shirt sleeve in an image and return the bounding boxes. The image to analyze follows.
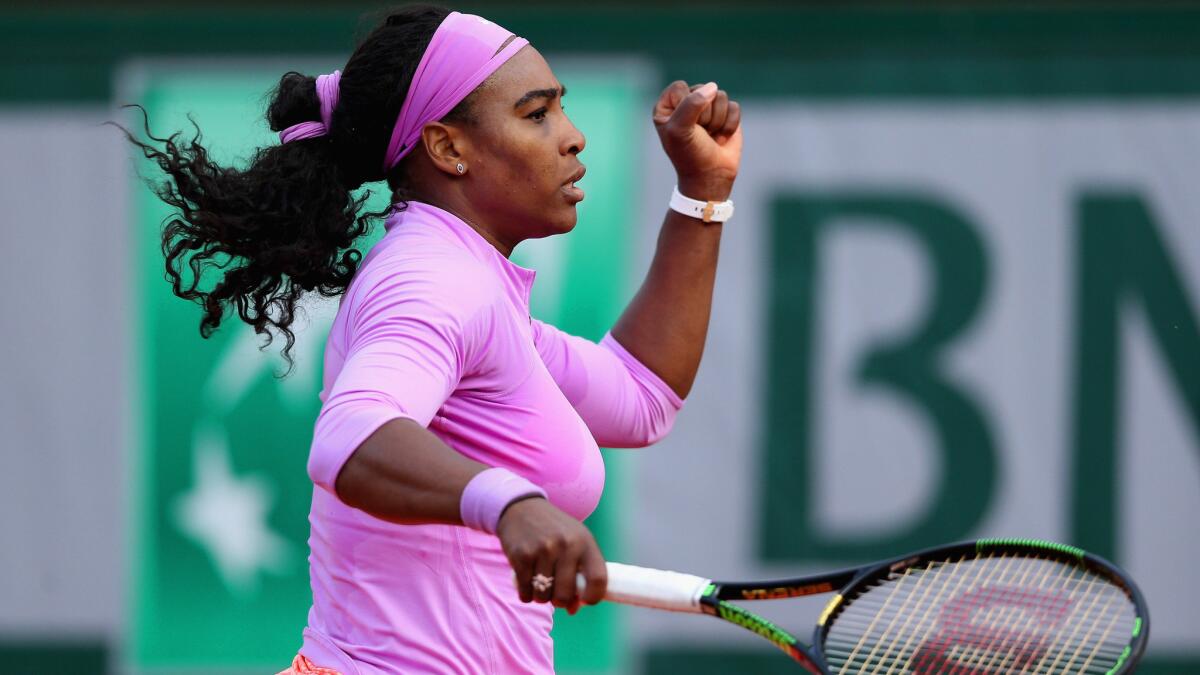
[531,319,683,448]
[307,256,491,492]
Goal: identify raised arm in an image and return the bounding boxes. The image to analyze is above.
[609,81,743,399]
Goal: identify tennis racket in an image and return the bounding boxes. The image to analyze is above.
[586,538,1148,674]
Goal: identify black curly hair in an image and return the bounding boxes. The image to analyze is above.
[122,4,479,369]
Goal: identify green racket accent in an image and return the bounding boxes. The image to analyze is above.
[976,537,1086,558]
[1106,617,1145,673]
[702,583,717,597]
[1107,646,1133,675]
[715,601,797,651]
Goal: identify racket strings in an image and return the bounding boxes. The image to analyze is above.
[1036,572,1123,675]
[829,580,1130,672]
[921,550,1046,667]
[822,553,1136,674]
[971,553,1087,673]
[837,558,927,669]
[878,556,967,675]
[954,552,1086,674]
[830,551,1006,674]
[897,550,1008,667]
[963,553,1050,670]
[828,562,1131,673]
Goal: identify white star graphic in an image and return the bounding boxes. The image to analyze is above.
[172,302,334,597]
[173,423,293,597]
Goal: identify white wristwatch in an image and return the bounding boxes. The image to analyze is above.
[669,185,735,223]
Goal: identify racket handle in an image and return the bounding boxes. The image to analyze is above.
[576,561,711,614]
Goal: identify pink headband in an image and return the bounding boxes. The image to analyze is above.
[381,12,528,171]
[279,70,342,143]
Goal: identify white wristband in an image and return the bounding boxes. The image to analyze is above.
[669,185,734,223]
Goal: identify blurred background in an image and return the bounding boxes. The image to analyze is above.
[2,1,1198,673]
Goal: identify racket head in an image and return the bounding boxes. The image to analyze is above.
[812,539,1149,675]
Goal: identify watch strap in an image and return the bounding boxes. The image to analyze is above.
[669,185,734,223]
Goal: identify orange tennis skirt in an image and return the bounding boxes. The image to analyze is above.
[276,655,342,675]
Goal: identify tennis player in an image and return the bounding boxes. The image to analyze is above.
[129,5,741,673]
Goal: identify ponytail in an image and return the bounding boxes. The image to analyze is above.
[120,5,457,369]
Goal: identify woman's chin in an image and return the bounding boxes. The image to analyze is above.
[547,207,579,236]
[519,215,576,243]
[557,212,579,235]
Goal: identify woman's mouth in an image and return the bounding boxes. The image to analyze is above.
[562,165,586,204]
[562,181,585,204]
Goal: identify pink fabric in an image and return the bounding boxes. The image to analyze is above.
[460,467,547,534]
[301,201,683,674]
[381,12,528,171]
[279,70,342,143]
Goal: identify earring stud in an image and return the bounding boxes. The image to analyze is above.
[456,162,466,174]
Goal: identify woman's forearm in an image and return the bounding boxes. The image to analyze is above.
[334,417,488,525]
[610,179,727,399]
[612,80,741,400]
[332,417,608,609]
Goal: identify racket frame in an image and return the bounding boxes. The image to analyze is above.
[696,538,1150,675]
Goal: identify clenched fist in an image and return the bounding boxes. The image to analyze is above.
[653,80,744,202]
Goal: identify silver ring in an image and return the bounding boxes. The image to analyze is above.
[532,573,554,593]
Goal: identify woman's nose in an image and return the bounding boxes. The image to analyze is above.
[563,118,585,156]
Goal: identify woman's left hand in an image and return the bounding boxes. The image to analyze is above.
[652,80,744,201]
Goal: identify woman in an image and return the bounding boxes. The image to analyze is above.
[130,4,741,674]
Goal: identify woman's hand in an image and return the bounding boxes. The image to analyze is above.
[497,497,608,615]
[653,80,744,202]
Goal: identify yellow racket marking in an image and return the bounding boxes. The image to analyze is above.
[817,594,843,627]
[836,558,921,671]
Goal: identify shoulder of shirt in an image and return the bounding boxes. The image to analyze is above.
[346,229,503,319]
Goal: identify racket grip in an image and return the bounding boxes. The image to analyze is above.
[576,561,711,614]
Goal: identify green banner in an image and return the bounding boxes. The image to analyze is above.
[129,60,645,673]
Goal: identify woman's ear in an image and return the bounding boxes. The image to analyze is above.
[420,122,469,177]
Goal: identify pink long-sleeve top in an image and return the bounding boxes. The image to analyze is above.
[298,201,683,674]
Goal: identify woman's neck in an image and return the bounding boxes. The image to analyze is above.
[409,189,516,258]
